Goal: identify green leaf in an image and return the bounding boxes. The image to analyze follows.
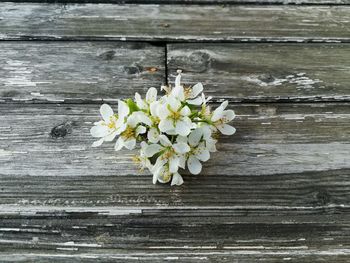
[126,99,139,113]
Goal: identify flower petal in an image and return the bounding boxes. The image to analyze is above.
[136,125,146,136]
[90,125,109,138]
[104,131,118,141]
[201,125,212,139]
[152,156,167,173]
[175,72,181,87]
[124,138,136,150]
[100,104,114,122]
[191,83,203,98]
[176,135,188,144]
[150,101,161,117]
[217,124,236,135]
[118,100,129,117]
[115,122,127,135]
[195,143,210,162]
[173,142,190,154]
[144,144,163,157]
[187,156,202,175]
[180,106,191,116]
[175,120,191,136]
[135,92,147,109]
[169,156,180,173]
[187,97,203,105]
[159,134,172,147]
[221,100,229,110]
[146,87,157,103]
[211,105,224,122]
[147,127,160,143]
[222,110,235,122]
[127,113,139,127]
[114,137,124,151]
[188,128,203,147]
[158,104,170,120]
[171,173,184,186]
[178,155,186,169]
[159,118,175,132]
[152,168,161,184]
[205,137,217,152]
[171,86,185,101]
[167,96,181,111]
[134,111,153,126]
[92,138,104,147]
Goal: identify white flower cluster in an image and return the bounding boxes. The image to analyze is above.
[90,71,236,186]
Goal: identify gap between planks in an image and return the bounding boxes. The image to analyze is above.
[1,42,350,103]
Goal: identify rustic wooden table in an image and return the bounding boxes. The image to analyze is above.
[0,0,349,262]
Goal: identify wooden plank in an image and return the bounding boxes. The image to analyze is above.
[0,42,165,103]
[1,3,350,42]
[0,103,349,207]
[0,208,349,260]
[0,253,349,263]
[2,43,350,103]
[4,0,350,4]
[167,43,350,102]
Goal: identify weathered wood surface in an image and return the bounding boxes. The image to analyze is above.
[5,0,350,4]
[1,3,350,42]
[1,253,350,263]
[0,103,349,204]
[168,43,350,102]
[1,43,350,103]
[1,1,350,261]
[0,207,349,261]
[0,42,165,103]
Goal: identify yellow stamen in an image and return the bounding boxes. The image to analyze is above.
[121,126,135,139]
[132,155,141,164]
[132,155,145,171]
[151,116,160,125]
[161,148,175,160]
[107,121,116,129]
[162,172,171,182]
[184,87,192,98]
[170,110,181,121]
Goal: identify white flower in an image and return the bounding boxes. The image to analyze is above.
[144,135,190,179]
[171,71,203,105]
[90,72,236,186]
[90,102,129,147]
[135,87,157,110]
[132,141,153,171]
[114,112,149,151]
[158,96,192,136]
[198,124,217,152]
[211,101,236,135]
[185,128,211,174]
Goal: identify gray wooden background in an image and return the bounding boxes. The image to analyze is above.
[0,0,349,262]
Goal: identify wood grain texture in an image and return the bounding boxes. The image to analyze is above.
[0,253,350,263]
[167,43,350,102]
[4,0,350,4]
[2,43,350,103]
[1,3,350,42]
[0,208,349,260]
[0,103,349,207]
[0,42,165,103]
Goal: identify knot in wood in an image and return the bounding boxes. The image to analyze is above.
[50,121,73,138]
